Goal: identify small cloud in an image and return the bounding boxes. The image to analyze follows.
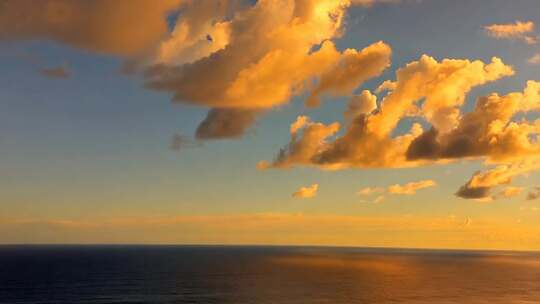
[195,108,261,140]
[498,186,523,198]
[39,66,70,79]
[529,53,540,65]
[456,183,492,200]
[293,184,319,199]
[170,133,201,151]
[373,195,385,204]
[484,20,536,43]
[356,187,384,196]
[357,179,437,202]
[526,187,540,200]
[387,179,437,195]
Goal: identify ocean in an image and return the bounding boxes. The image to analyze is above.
[1,245,539,304]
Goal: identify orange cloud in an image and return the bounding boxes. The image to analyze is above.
[145,0,393,138]
[357,180,436,201]
[387,180,437,195]
[357,186,384,196]
[1,0,396,139]
[292,183,319,199]
[263,55,514,170]
[498,186,523,198]
[484,21,536,44]
[457,159,540,200]
[0,0,182,56]
[261,54,540,199]
[345,90,378,125]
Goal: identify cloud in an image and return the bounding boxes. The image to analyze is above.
[39,66,70,79]
[357,180,436,201]
[529,53,540,65]
[170,133,201,151]
[407,80,540,163]
[456,159,540,200]
[1,0,396,139]
[387,179,436,195]
[484,21,540,65]
[195,108,261,139]
[345,90,378,124]
[498,186,523,198]
[0,0,183,56]
[373,195,385,204]
[484,21,536,44]
[263,55,514,169]
[261,54,540,200]
[292,183,319,199]
[144,0,393,138]
[527,187,540,200]
[305,41,392,107]
[357,186,384,195]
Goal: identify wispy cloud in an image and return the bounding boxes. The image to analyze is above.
[39,66,70,79]
[484,20,536,44]
[484,20,540,64]
[169,133,202,151]
[387,180,437,195]
[529,53,540,65]
[357,187,384,196]
[357,179,437,203]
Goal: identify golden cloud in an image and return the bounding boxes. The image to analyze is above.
[1,0,397,140]
[387,180,437,195]
[484,20,536,44]
[261,54,540,199]
[145,0,392,138]
[356,180,436,202]
[0,0,183,56]
[457,159,540,200]
[292,183,319,199]
[263,55,515,170]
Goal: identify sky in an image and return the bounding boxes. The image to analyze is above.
[0,0,540,250]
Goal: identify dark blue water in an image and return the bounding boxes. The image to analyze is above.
[1,245,540,304]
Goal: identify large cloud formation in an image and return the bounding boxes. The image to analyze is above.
[261,55,540,199]
[1,0,393,139]
[261,55,515,169]
[145,0,392,138]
